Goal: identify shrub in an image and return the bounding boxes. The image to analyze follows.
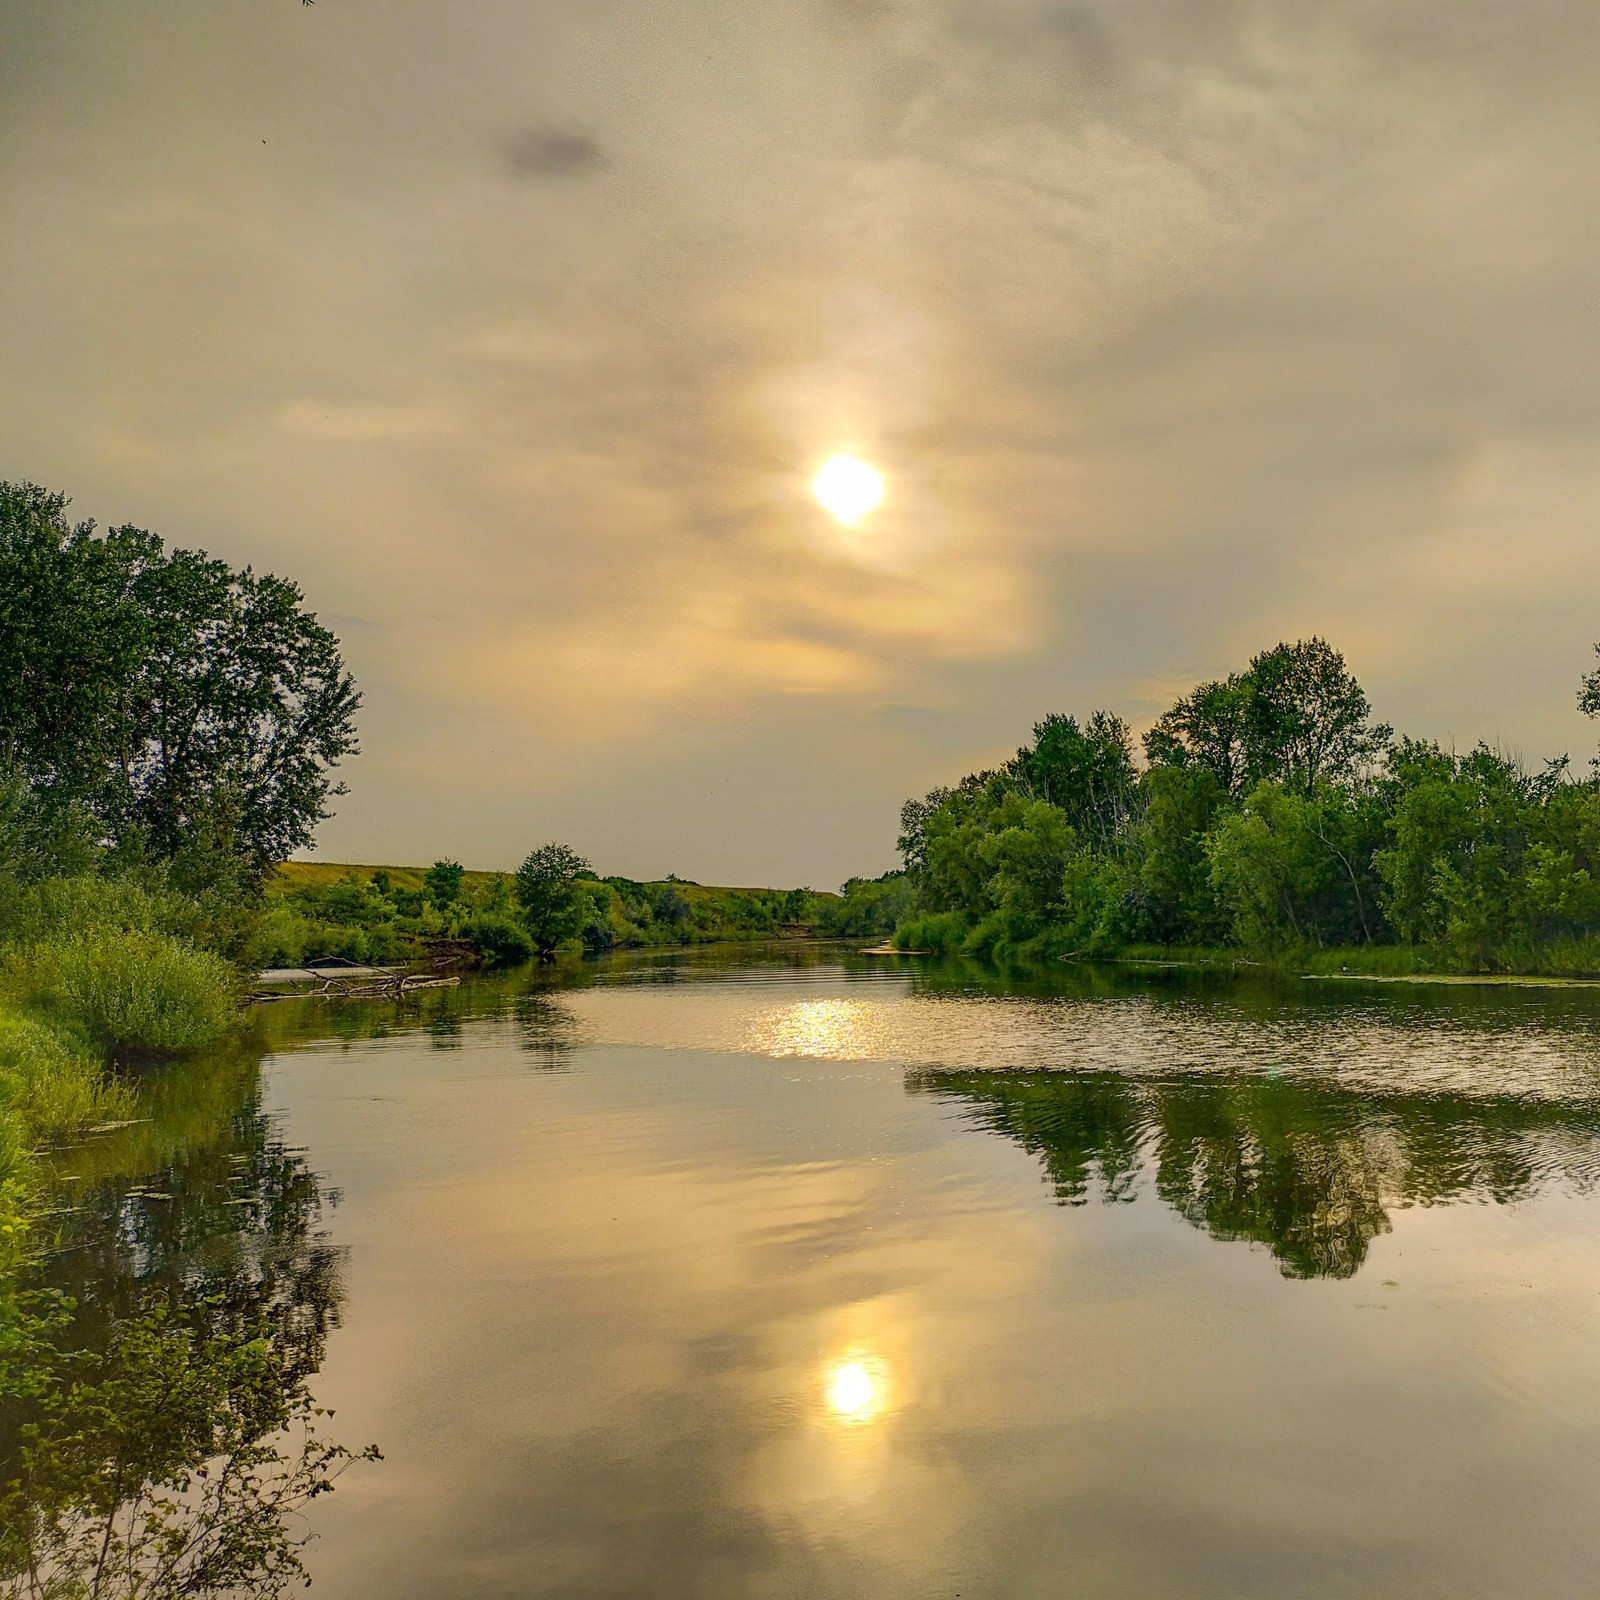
[0,1009,134,1143]
[466,913,534,968]
[5,928,237,1055]
[893,912,971,953]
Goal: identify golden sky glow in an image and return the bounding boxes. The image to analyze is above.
[5,1,1600,882]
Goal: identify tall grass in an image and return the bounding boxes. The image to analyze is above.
[0,1007,138,1281]
[3,928,238,1055]
[0,1010,135,1137]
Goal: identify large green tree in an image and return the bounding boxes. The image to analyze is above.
[1146,639,1389,798]
[1144,675,1253,796]
[1242,637,1391,795]
[514,843,595,959]
[1009,710,1138,849]
[0,481,360,880]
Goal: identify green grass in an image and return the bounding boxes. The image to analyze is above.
[272,859,509,896]
[0,1010,136,1137]
[3,928,238,1056]
[0,876,247,1279]
[0,1003,140,1280]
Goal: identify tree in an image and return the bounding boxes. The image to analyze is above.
[1132,764,1228,943]
[1373,741,1546,963]
[1145,639,1389,798]
[1144,675,1253,796]
[1010,710,1137,848]
[1241,638,1391,795]
[1205,782,1380,950]
[423,859,464,905]
[0,481,360,883]
[1578,644,1600,721]
[978,794,1074,928]
[514,843,594,959]
[897,787,951,879]
[0,483,152,805]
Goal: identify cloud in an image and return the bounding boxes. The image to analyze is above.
[502,123,609,180]
[7,0,1600,880]
[277,399,454,442]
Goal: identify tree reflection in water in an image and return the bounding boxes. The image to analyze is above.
[0,1046,374,1598]
[914,1069,1600,1278]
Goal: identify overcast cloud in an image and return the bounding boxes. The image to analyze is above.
[2,0,1598,884]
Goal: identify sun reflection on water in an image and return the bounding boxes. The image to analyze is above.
[752,998,873,1059]
[825,1352,889,1425]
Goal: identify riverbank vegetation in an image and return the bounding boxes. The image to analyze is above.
[0,478,374,1590]
[892,636,1600,975]
[0,476,360,1261]
[259,857,910,967]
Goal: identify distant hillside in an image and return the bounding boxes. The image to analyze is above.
[270,861,839,904]
[257,860,904,969]
[272,860,509,896]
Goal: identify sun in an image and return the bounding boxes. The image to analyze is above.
[812,455,884,526]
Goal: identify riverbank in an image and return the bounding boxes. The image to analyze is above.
[261,860,906,966]
[889,914,1600,983]
[0,875,244,1269]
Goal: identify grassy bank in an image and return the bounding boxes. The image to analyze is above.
[260,860,907,967]
[0,875,242,1276]
[892,909,1600,982]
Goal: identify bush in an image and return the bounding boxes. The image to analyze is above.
[0,1009,134,1143]
[893,912,971,953]
[0,873,191,945]
[4,928,237,1055]
[466,913,534,968]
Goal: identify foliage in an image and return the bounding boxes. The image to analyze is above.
[1207,784,1383,950]
[1127,765,1228,943]
[1144,674,1253,796]
[0,770,99,887]
[890,634,1600,974]
[465,913,534,968]
[0,1300,378,1599]
[1009,711,1138,849]
[0,1011,135,1147]
[514,844,596,960]
[812,872,912,939]
[422,860,464,905]
[1144,638,1389,797]
[0,480,360,885]
[1371,742,1561,966]
[0,481,380,1600]
[1240,638,1392,794]
[3,929,237,1057]
[260,861,859,966]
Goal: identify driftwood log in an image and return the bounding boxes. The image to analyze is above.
[247,972,461,1005]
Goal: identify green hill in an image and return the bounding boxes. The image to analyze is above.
[258,860,907,967]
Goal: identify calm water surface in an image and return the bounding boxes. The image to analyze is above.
[69,953,1600,1595]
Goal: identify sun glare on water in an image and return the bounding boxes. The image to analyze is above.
[812,455,884,526]
[825,1355,888,1423]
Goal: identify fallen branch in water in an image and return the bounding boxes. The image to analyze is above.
[246,972,461,1004]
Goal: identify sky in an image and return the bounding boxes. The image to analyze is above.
[3,0,1600,887]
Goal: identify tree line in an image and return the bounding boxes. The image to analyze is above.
[894,637,1600,971]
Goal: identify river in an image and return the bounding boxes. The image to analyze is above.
[25,949,1600,1597]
